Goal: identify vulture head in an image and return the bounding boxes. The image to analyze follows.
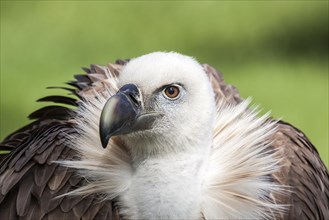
[100,52,216,158]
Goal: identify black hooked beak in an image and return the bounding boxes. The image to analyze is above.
[99,84,160,148]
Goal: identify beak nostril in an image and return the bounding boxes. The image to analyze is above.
[129,94,139,106]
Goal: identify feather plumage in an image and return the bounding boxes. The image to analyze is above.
[0,52,328,219]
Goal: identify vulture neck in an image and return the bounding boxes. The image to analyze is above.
[123,129,213,166]
[120,135,211,219]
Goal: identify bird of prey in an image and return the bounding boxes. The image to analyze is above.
[0,52,328,219]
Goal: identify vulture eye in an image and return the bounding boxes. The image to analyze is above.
[163,85,180,100]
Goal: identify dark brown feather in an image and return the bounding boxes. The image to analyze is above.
[0,106,114,219]
[37,96,78,106]
[74,74,92,84]
[271,122,329,219]
[47,165,68,191]
[16,173,34,216]
[28,106,72,120]
[66,80,89,90]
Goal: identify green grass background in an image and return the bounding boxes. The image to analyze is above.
[1,1,328,167]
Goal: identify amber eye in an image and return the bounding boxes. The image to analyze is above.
[163,85,180,100]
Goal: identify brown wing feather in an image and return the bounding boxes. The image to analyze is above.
[203,64,243,105]
[0,119,118,219]
[270,121,329,219]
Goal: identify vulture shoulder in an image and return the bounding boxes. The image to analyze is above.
[0,62,126,220]
[206,64,329,219]
[0,60,328,220]
[270,121,329,219]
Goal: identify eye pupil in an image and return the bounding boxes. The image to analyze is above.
[164,85,180,99]
[168,87,175,95]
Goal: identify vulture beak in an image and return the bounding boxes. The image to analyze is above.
[99,84,160,148]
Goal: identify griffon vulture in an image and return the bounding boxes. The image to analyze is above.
[0,52,328,219]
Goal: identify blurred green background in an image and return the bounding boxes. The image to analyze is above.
[1,1,328,167]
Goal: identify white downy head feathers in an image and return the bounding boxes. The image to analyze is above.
[118,52,216,160]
